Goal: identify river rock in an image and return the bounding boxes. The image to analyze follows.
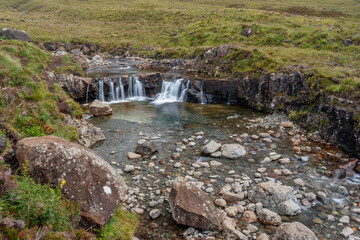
[202,140,221,154]
[258,208,282,225]
[128,152,141,159]
[135,141,158,155]
[248,181,301,216]
[242,211,257,223]
[89,100,112,116]
[16,136,127,226]
[64,115,105,148]
[340,227,354,237]
[221,144,246,159]
[273,222,317,240]
[149,209,161,219]
[0,135,6,153]
[280,122,294,128]
[223,192,245,203]
[222,217,248,240]
[1,28,32,42]
[169,181,224,230]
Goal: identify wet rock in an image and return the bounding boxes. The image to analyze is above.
[149,209,161,219]
[258,208,282,225]
[222,217,248,240]
[221,144,247,159]
[1,28,32,42]
[210,151,222,158]
[215,199,227,207]
[0,135,6,153]
[242,210,257,223]
[202,140,221,154]
[64,115,105,148]
[274,222,318,240]
[169,181,224,230]
[16,136,127,227]
[174,162,181,168]
[248,181,301,216]
[124,165,135,173]
[223,192,245,203]
[340,227,354,237]
[293,178,305,187]
[89,100,112,116]
[339,216,350,224]
[128,152,141,159]
[135,141,158,155]
[210,160,222,166]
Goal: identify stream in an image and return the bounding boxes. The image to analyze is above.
[84,59,360,239]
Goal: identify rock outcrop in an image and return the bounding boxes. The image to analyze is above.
[248,181,301,216]
[169,181,224,230]
[273,222,318,240]
[1,28,32,42]
[89,100,112,116]
[16,136,128,226]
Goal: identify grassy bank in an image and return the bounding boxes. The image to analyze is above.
[0,0,359,88]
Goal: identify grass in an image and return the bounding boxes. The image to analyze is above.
[0,40,82,141]
[0,0,359,86]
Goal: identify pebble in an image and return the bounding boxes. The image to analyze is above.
[149,209,161,219]
[225,206,239,217]
[210,151,222,158]
[128,152,141,159]
[174,162,181,168]
[339,216,350,224]
[294,178,305,187]
[279,158,290,164]
[188,142,196,146]
[261,157,271,163]
[137,139,146,145]
[210,160,222,166]
[340,227,354,237]
[124,165,135,173]
[215,199,227,207]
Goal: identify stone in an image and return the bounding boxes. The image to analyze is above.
[263,138,272,143]
[169,181,224,230]
[339,216,350,224]
[124,165,135,173]
[225,206,239,217]
[281,122,294,128]
[223,192,245,203]
[273,222,318,240]
[135,141,158,155]
[279,158,291,164]
[202,140,221,154]
[89,99,112,116]
[64,115,105,148]
[221,144,247,159]
[16,136,127,227]
[258,208,282,225]
[174,162,181,168]
[195,131,204,136]
[149,209,161,219]
[257,233,270,240]
[0,135,6,153]
[210,151,222,158]
[294,178,305,187]
[242,211,257,223]
[340,227,354,237]
[248,181,301,216]
[128,152,141,159]
[260,133,271,138]
[132,208,144,214]
[1,28,32,42]
[215,199,227,207]
[222,217,248,240]
[137,139,146,145]
[210,160,222,166]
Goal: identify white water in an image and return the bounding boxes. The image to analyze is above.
[152,78,189,105]
[99,80,105,102]
[200,80,206,104]
[128,75,147,101]
[109,81,115,101]
[85,84,90,105]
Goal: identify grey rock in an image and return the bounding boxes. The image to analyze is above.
[1,28,32,42]
[274,222,318,240]
[221,144,247,159]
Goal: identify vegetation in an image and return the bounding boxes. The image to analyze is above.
[0,0,359,88]
[0,40,82,140]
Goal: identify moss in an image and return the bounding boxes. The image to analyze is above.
[289,110,308,122]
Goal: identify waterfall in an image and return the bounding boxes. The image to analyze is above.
[152,78,189,104]
[85,84,90,104]
[109,81,115,101]
[128,75,146,100]
[119,78,125,100]
[200,80,206,104]
[99,79,105,102]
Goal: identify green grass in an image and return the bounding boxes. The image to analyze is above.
[0,40,81,141]
[0,0,359,90]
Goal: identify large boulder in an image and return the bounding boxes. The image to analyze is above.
[64,115,105,148]
[46,71,92,100]
[89,100,112,116]
[16,136,127,226]
[1,28,32,42]
[273,222,318,240]
[248,181,301,216]
[221,144,246,159]
[169,181,225,230]
[202,140,221,154]
[135,141,158,155]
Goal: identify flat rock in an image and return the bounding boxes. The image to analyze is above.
[169,181,224,230]
[221,144,246,159]
[273,222,318,240]
[202,140,221,154]
[16,136,127,227]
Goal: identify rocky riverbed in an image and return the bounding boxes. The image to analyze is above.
[87,101,360,239]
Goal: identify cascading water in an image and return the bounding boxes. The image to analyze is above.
[152,78,189,104]
[200,80,206,104]
[118,78,125,100]
[109,81,115,101]
[128,75,146,100]
[98,79,105,102]
[85,84,90,105]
